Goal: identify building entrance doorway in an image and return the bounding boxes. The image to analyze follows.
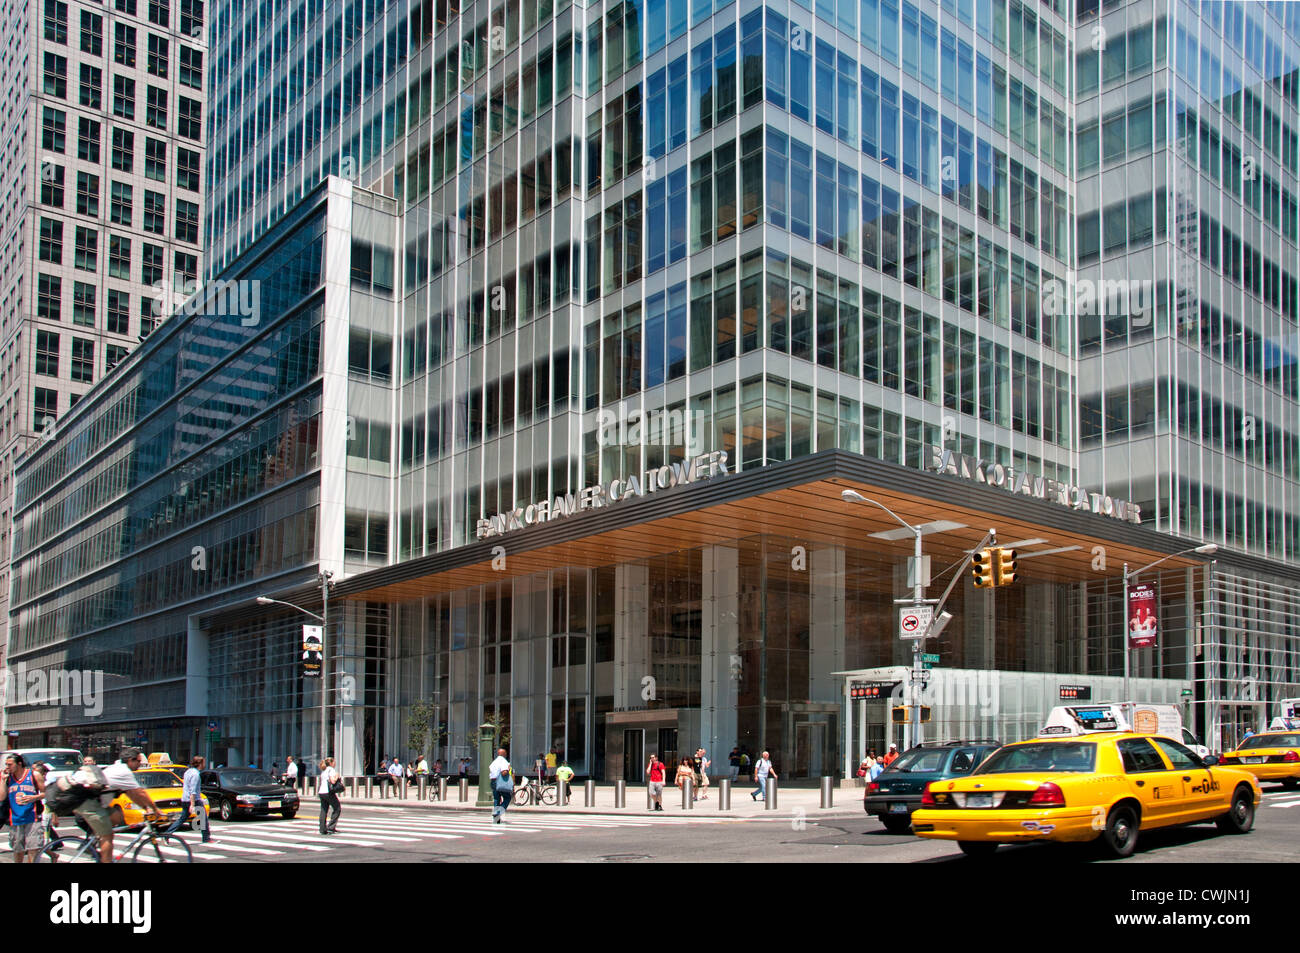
[622,730,644,782]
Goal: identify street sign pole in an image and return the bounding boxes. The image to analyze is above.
[911,527,923,749]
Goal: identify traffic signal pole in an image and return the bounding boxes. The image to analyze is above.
[910,527,923,750]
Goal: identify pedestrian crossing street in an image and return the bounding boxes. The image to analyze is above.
[136,806,732,862]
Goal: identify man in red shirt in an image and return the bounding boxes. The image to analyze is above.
[882,743,900,767]
[646,754,666,811]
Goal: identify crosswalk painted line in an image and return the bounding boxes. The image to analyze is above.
[156,805,734,861]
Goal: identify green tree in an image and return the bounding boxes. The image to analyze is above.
[406,699,437,760]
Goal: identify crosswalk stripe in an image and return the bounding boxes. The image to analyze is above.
[1266,798,1300,808]
[193,832,332,851]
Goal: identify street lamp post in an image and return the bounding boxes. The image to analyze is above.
[841,489,926,748]
[1121,544,1216,702]
[257,569,335,770]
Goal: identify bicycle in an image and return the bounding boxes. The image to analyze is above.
[512,778,557,806]
[35,812,193,864]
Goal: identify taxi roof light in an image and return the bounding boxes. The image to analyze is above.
[1027,782,1066,806]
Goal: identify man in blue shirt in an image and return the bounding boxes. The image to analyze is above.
[182,755,211,843]
[1,753,46,862]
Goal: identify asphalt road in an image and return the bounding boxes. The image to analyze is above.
[182,783,1300,863]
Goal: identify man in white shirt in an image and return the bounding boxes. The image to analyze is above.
[750,750,777,802]
[73,748,162,862]
[488,748,512,823]
[283,756,299,790]
[388,758,404,790]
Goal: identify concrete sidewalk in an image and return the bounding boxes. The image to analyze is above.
[312,780,868,819]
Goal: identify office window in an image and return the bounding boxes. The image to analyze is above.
[36,331,60,376]
[177,96,202,140]
[106,344,129,371]
[107,289,130,334]
[71,338,95,382]
[78,117,101,162]
[145,137,167,180]
[40,164,65,207]
[116,0,138,13]
[148,0,169,26]
[109,235,131,278]
[112,127,134,171]
[174,251,198,288]
[74,226,98,270]
[142,242,164,285]
[33,388,58,431]
[77,172,100,216]
[44,0,67,43]
[180,0,203,37]
[146,85,167,129]
[139,297,158,338]
[80,11,103,55]
[176,147,200,191]
[175,199,199,243]
[179,45,202,88]
[147,34,168,77]
[111,181,133,225]
[79,63,102,108]
[39,218,63,263]
[73,282,96,327]
[113,75,136,119]
[143,190,166,234]
[37,275,61,321]
[41,107,66,152]
[115,24,136,66]
[44,53,68,98]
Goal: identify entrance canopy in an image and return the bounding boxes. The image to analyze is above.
[337,450,1210,603]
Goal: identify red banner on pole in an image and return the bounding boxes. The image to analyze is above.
[1128,584,1157,648]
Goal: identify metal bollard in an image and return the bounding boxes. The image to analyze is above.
[584,779,595,806]
[458,778,469,801]
[364,777,373,798]
[346,776,356,798]
[417,777,428,800]
[820,776,834,809]
[647,784,654,810]
[614,779,626,808]
[765,777,779,810]
[555,780,567,808]
[437,778,447,801]
[718,779,731,810]
[401,779,409,800]
[682,777,694,810]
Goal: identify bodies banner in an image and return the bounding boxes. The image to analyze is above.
[302,624,323,678]
[1127,584,1158,648]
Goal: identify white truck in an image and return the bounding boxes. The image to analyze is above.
[1038,702,1209,759]
[1267,698,1300,731]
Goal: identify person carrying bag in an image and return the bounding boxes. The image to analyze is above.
[488,748,513,824]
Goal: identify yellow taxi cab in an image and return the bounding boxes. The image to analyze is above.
[910,732,1260,858]
[1220,732,1300,788]
[109,766,210,828]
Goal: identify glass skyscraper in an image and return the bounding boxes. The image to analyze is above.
[6,0,1298,775]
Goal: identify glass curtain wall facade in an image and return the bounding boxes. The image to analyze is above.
[4,184,396,762]
[1074,0,1300,736]
[386,535,1203,780]
[1076,0,1300,560]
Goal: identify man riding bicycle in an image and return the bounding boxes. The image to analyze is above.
[70,748,163,862]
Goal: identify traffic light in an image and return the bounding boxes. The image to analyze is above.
[995,547,1017,586]
[891,706,908,724]
[971,548,995,588]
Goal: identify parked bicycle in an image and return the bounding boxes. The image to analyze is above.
[512,778,557,805]
[35,813,192,863]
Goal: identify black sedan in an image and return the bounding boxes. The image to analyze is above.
[863,741,1002,833]
[200,768,300,821]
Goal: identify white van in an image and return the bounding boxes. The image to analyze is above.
[2,747,83,783]
[1038,703,1209,759]
[1267,698,1300,731]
